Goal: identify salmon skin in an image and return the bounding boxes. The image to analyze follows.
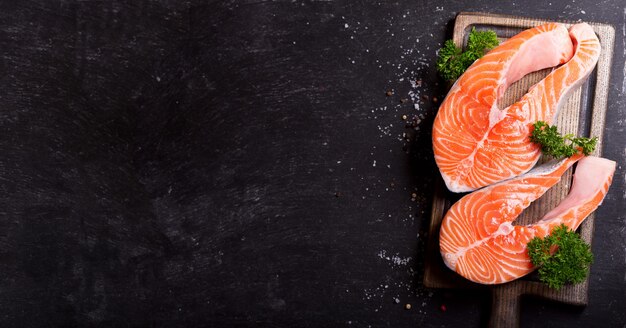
[432,23,601,192]
[439,155,615,285]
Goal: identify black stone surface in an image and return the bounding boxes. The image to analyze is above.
[0,1,624,327]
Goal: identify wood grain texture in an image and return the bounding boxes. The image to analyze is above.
[424,12,616,328]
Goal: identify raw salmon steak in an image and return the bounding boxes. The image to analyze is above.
[439,155,615,284]
[432,23,601,192]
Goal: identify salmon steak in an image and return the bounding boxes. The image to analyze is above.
[439,155,615,284]
[432,23,601,192]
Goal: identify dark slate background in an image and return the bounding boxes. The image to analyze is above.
[0,1,624,327]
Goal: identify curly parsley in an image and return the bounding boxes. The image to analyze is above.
[527,224,593,290]
[436,28,499,82]
[530,121,597,158]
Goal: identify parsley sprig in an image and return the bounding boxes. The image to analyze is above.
[436,28,499,82]
[530,121,597,158]
[527,224,593,290]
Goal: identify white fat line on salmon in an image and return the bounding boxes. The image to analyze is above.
[442,221,515,270]
[458,157,566,195]
[443,101,509,192]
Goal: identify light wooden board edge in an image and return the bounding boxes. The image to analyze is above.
[423,11,616,309]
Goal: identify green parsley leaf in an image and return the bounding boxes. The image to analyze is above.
[436,40,464,82]
[466,28,499,58]
[436,27,499,82]
[530,121,597,158]
[527,224,593,290]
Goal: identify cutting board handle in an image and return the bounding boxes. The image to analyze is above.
[489,286,521,328]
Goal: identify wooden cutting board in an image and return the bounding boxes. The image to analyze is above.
[423,12,615,328]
